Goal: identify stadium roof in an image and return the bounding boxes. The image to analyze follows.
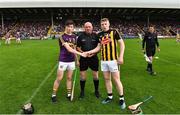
[0,8,180,17]
[0,0,179,9]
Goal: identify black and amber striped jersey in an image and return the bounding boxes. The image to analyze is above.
[98,29,122,61]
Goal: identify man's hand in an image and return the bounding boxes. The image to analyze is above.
[80,52,88,58]
[83,51,92,57]
[81,51,96,58]
[157,48,160,52]
[117,57,124,65]
[85,50,92,55]
[87,53,95,57]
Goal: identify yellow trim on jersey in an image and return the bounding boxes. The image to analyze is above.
[100,30,119,61]
[110,31,116,60]
[106,34,111,60]
[102,36,106,61]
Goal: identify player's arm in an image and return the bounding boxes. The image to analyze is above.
[114,29,125,64]
[118,39,125,64]
[76,47,83,53]
[155,34,160,51]
[59,36,86,57]
[86,43,101,55]
[63,43,82,55]
[85,34,101,55]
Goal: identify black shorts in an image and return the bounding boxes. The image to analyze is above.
[79,55,99,71]
[146,47,156,57]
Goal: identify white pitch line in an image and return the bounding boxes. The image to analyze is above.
[159,58,180,66]
[127,48,180,67]
[16,64,57,114]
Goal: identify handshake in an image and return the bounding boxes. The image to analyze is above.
[80,51,95,58]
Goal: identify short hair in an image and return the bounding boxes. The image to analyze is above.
[65,19,74,26]
[101,18,109,23]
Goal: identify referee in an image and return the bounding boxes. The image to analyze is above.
[77,22,100,98]
[142,26,160,75]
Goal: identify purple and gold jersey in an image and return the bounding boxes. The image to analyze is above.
[59,33,77,62]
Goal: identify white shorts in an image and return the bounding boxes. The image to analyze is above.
[101,60,119,72]
[58,61,75,71]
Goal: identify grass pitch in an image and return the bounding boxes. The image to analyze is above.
[0,39,180,114]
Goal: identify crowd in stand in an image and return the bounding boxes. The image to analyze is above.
[0,20,179,39]
[52,20,179,37]
[12,21,50,39]
[0,22,16,38]
[0,21,50,39]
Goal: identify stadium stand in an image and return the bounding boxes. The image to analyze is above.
[0,8,179,39]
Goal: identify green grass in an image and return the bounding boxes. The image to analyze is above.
[0,39,180,114]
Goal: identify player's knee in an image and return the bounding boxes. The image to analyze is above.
[92,72,98,79]
[56,75,63,81]
[104,77,111,81]
[80,71,86,80]
[93,75,99,80]
[112,77,119,83]
[67,76,72,81]
[55,79,61,84]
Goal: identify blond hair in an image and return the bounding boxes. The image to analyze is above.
[101,18,109,23]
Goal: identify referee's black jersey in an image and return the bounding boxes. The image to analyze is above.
[142,32,159,49]
[98,29,122,61]
[77,32,99,51]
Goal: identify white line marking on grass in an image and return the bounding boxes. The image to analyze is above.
[127,49,180,67]
[159,58,180,66]
[16,64,58,114]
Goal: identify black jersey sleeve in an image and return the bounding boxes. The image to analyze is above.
[76,35,82,48]
[155,33,159,47]
[97,32,102,43]
[114,29,122,40]
[94,33,100,43]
